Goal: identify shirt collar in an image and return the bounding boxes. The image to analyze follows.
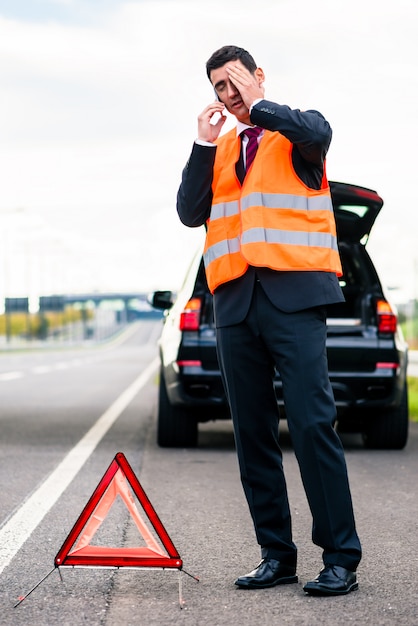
[236,121,264,138]
[236,121,253,136]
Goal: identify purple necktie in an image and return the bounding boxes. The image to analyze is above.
[243,127,262,173]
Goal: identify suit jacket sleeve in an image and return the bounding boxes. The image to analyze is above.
[250,100,332,165]
[250,100,332,189]
[177,142,216,228]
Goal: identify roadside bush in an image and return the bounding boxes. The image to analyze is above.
[0,308,93,339]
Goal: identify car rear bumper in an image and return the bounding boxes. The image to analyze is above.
[163,361,229,414]
[163,359,407,418]
[278,356,406,408]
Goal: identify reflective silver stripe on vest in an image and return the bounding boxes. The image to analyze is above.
[241,228,338,251]
[210,200,240,221]
[210,193,333,222]
[240,192,333,212]
[204,237,240,267]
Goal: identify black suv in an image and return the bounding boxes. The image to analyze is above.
[152,182,409,450]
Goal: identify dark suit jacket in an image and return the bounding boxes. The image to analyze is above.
[177,100,344,328]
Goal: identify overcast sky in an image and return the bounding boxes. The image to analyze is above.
[0,0,417,303]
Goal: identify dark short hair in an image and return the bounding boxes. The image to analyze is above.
[206,45,257,80]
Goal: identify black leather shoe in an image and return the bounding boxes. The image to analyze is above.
[303,564,358,596]
[235,558,298,589]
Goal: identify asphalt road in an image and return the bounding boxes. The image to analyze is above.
[1,321,417,625]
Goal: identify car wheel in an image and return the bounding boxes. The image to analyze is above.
[157,368,198,448]
[362,382,409,450]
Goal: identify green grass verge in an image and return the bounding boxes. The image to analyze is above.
[408,377,418,422]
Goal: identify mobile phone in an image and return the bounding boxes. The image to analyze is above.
[214,89,222,103]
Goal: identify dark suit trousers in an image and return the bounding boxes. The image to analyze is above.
[216,282,362,571]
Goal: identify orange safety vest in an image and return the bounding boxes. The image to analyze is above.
[203,127,342,293]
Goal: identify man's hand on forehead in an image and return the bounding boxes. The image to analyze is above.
[226,63,264,109]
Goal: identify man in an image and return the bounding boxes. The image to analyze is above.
[177,45,361,596]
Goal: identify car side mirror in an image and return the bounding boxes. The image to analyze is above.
[150,290,174,310]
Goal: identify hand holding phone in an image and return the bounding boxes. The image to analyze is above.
[197,101,227,143]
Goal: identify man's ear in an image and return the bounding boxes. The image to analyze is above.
[255,67,265,86]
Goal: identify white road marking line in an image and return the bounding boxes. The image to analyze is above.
[32,366,52,375]
[0,371,23,381]
[55,362,69,370]
[0,356,159,576]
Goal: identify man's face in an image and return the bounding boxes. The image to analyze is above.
[210,59,252,124]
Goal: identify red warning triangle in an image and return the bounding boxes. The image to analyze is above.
[55,452,182,570]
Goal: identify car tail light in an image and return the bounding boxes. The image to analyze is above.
[177,360,202,367]
[179,298,201,331]
[376,299,397,334]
